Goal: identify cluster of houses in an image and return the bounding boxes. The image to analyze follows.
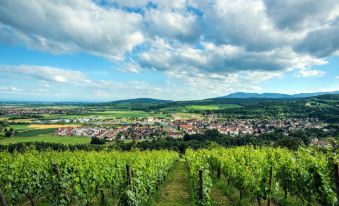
[55,117,324,140]
[174,117,323,136]
[177,122,252,136]
[55,127,119,141]
[55,124,184,141]
[120,125,166,139]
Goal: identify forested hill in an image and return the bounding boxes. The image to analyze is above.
[219,91,339,98]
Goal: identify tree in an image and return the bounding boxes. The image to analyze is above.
[90,136,106,144]
[274,137,301,150]
[5,128,15,137]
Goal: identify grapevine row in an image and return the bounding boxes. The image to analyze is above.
[0,150,178,206]
[186,147,338,206]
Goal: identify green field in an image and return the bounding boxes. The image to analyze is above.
[0,135,91,145]
[90,110,169,118]
[160,104,241,112]
[36,110,170,120]
[11,124,31,131]
[0,126,91,145]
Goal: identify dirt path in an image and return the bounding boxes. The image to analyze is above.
[156,159,191,206]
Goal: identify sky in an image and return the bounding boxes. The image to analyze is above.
[0,0,338,101]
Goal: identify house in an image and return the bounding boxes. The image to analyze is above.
[168,131,183,138]
[105,130,118,141]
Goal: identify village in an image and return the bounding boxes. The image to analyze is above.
[55,124,180,141]
[55,117,324,141]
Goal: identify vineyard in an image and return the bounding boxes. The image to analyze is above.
[0,150,178,206]
[0,147,338,206]
[186,147,339,206]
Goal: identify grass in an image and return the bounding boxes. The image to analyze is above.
[210,173,232,206]
[160,104,241,113]
[210,173,312,206]
[154,159,191,206]
[0,135,91,145]
[90,110,169,118]
[40,110,170,120]
[11,124,31,131]
[0,127,90,145]
[211,175,259,206]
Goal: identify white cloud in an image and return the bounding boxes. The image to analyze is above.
[0,65,91,84]
[144,9,199,42]
[264,0,339,31]
[0,86,22,94]
[103,0,187,10]
[0,0,338,100]
[165,68,281,99]
[139,38,326,75]
[9,86,21,92]
[0,65,169,100]
[115,62,142,73]
[0,0,144,60]
[296,69,325,77]
[1,0,338,69]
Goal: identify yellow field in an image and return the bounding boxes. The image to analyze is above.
[28,124,80,129]
[12,119,33,123]
[171,113,203,120]
[0,118,33,123]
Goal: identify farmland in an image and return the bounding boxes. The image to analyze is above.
[0,125,90,145]
[0,147,338,206]
[159,104,241,112]
[0,95,338,147]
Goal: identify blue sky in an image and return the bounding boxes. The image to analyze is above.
[0,0,338,101]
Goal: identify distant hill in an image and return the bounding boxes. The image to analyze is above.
[111,98,172,104]
[220,91,339,99]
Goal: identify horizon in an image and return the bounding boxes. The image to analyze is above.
[1,90,338,103]
[0,1,339,101]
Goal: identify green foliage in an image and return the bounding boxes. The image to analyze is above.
[4,128,15,137]
[0,150,178,205]
[274,136,302,150]
[90,136,107,144]
[185,147,338,206]
[186,149,212,205]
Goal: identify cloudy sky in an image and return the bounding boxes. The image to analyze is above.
[0,0,338,101]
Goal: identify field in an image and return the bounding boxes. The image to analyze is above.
[0,108,172,145]
[0,124,90,145]
[89,110,169,118]
[0,135,91,145]
[160,104,241,113]
[27,124,80,129]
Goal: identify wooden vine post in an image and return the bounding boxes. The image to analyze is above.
[0,190,8,206]
[126,165,132,186]
[217,167,221,179]
[333,163,339,203]
[53,163,61,178]
[199,170,204,201]
[267,166,273,206]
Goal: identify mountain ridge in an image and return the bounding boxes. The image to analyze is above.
[219,91,339,99]
[111,98,172,104]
